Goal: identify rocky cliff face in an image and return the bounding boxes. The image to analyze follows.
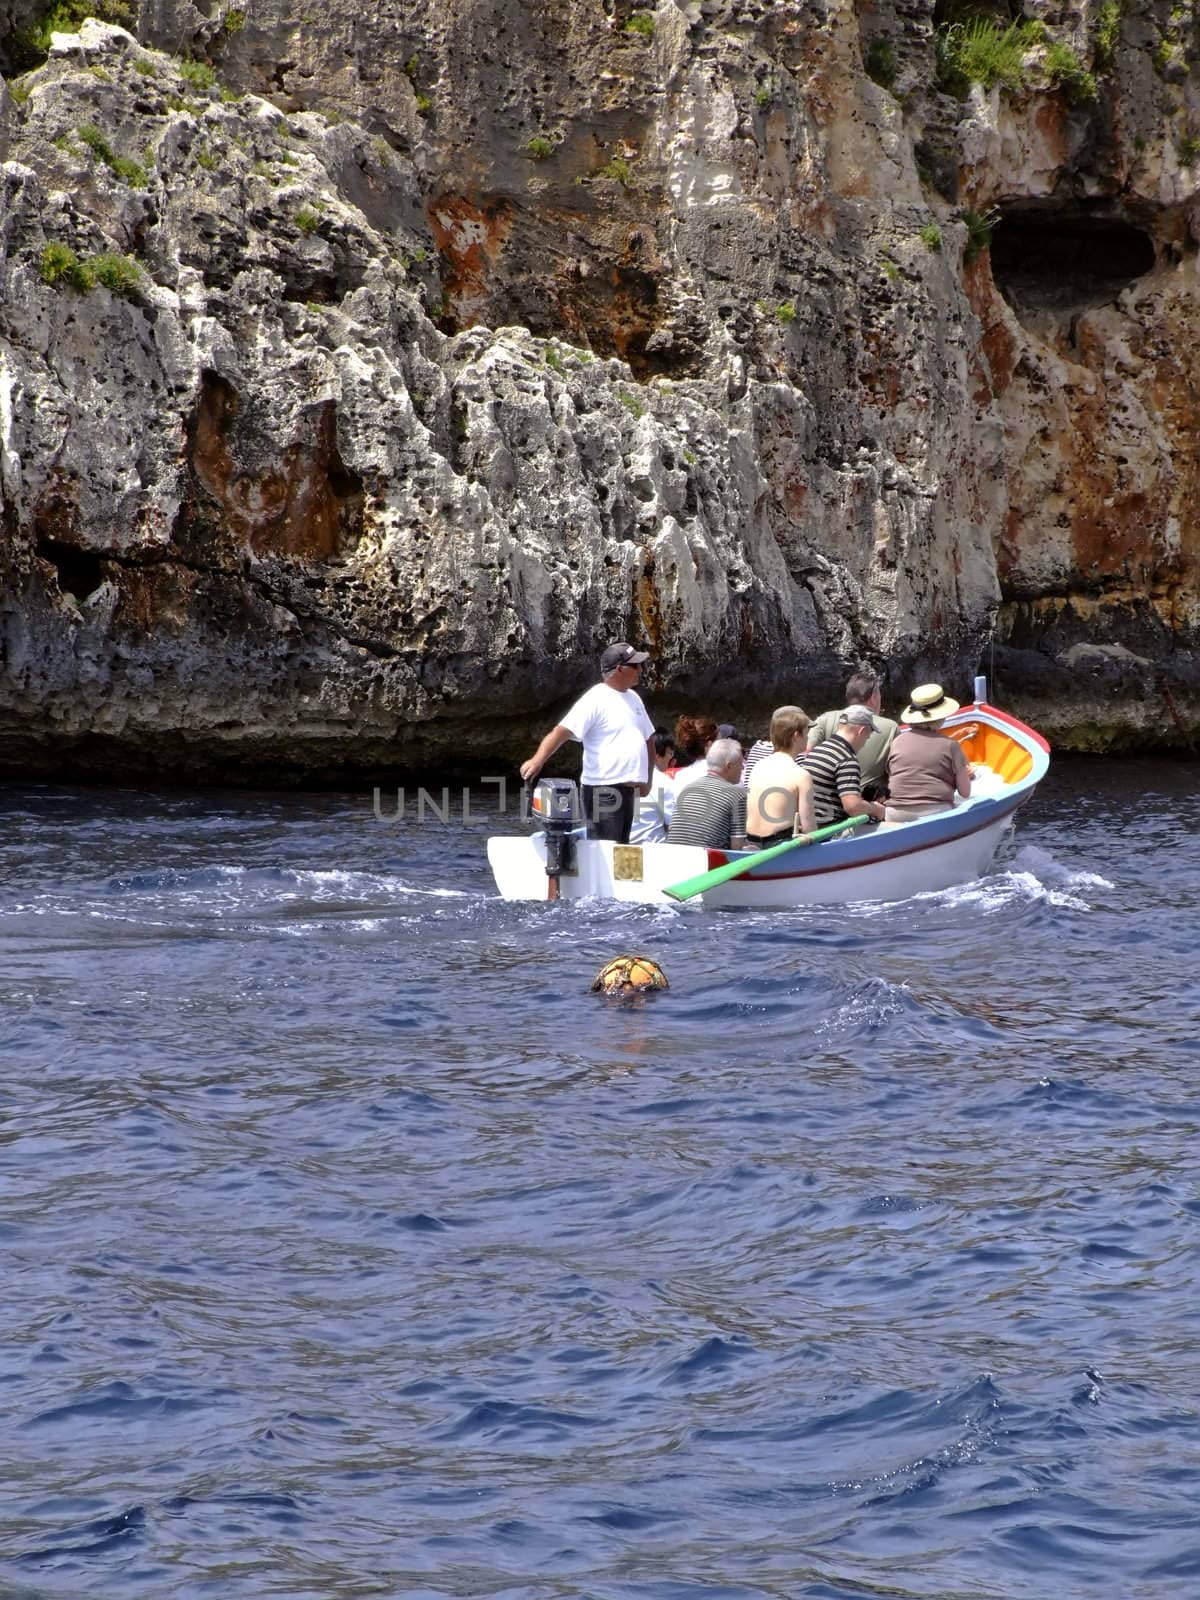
[0,0,1196,780]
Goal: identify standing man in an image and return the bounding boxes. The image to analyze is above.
[519,642,655,843]
[806,671,897,797]
[804,705,887,828]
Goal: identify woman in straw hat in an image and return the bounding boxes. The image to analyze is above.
[883,684,973,824]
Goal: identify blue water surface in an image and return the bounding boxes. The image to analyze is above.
[0,757,1197,1599]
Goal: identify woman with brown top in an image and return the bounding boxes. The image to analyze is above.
[884,684,972,824]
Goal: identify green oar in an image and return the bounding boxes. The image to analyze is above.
[662,814,870,903]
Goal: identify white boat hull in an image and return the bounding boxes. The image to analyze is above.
[486,808,1018,908]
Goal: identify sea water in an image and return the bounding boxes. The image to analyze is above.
[0,758,1197,1599]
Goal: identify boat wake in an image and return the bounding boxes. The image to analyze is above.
[928,846,1113,913]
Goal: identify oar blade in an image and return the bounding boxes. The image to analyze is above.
[662,815,868,903]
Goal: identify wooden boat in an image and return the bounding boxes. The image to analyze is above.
[487,697,1050,909]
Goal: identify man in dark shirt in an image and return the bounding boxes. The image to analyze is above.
[804,706,886,828]
[667,738,747,848]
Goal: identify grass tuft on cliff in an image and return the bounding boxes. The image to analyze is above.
[936,17,1043,97]
[40,242,91,291]
[1094,0,1121,68]
[179,57,216,91]
[1043,41,1097,104]
[88,251,142,297]
[960,207,999,265]
[38,245,142,297]
[597,154,635,186]
[77,122,148,186]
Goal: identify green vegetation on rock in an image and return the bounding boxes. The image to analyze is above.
[78,122,114,161]
[179,58,215,91]
[864,37,897,90]
[936,17,1042,97]
[961,207,998,265]
[40,245,142,297]
[597,154,634,185]
[624,11,654,38]
[89,251,142,296]
[40,241,89,290]
[1044,41,1097,103]
[77,122,146,186]
[11,0,131,71]
[1094,0,1121,68]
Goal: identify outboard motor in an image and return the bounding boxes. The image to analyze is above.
[528,778,582,900]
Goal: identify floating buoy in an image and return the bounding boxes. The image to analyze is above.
[590,955,669,995]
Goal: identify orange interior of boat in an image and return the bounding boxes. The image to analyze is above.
[947,720,1034,784]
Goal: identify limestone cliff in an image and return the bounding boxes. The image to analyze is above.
[0,0,1196,780]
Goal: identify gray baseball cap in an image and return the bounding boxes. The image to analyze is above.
[838,705,877,732]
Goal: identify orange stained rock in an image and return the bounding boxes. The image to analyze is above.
[426,193,514,326]
[634,549,663,658]
[190,376,363,561]
[964,261,1017,401]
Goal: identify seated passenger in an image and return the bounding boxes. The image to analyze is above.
[746,706,816,848]
[884,684,971,823]
[629,728,677,844]
[804,705,887,828]
[667,738,747,849]
[671,715,718,791]
[806,670,898,798]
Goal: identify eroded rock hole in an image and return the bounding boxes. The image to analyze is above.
[989,206,1156,316]
[38,537,105,600]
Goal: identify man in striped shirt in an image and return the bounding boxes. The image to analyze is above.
[804,706,887,828]
[667,738,747,849]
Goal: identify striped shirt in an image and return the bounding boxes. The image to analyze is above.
[803,735,863,827]
[807,708,897,788]
[667,775,747,849]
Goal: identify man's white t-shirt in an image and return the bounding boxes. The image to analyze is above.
[563,683,654,785]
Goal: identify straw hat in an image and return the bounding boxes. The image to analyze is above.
[902,683,960,724]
